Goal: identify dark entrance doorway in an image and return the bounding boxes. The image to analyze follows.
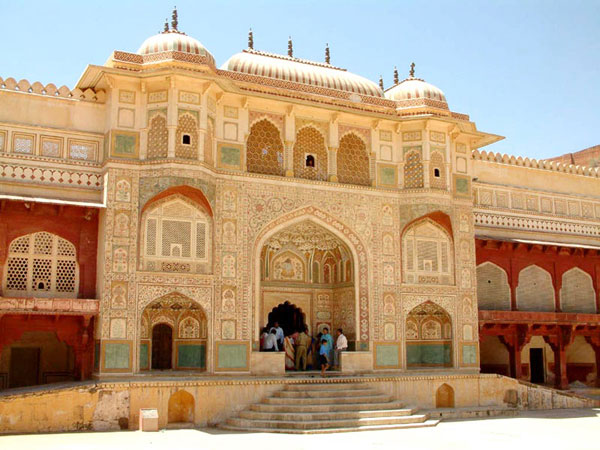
[530,348,545,383]
[152,323,173,370]
[9,347,40,388]
[268,301,306,336]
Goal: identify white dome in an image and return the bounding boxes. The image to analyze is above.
[137,31,214,65]
[385,77,447,104]
[221,50,383,98]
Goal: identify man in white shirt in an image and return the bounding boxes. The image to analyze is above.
[264,329,279,352]
[334,328,348,370]
[273,321,284,349]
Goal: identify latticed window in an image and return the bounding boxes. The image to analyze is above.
[3,232,79,298]
[246,119,284,176]
[403,220,453,285]
[147,113,168,159]
[404,151,424,188]
[337,133,370,186]
[142,197,210,271]
[293,127,328,181]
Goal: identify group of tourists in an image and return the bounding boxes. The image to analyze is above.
[260,322,348,376]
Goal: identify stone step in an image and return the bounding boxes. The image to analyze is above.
[274,388,379,398]
[226,414,430,430]
[284,383,372,391]
[239,408,417,421]
[250,401,406,413]
[264,394,392,405]
[220,419,440,434]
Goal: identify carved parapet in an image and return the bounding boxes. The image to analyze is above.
[0,76,106,103]
[472,148,600,179]
[0,297,100,315]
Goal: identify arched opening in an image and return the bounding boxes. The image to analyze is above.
[293,126,327,181]
[401,218,454,286]
[141,292,208,372]
[258,219,357,368]
[267,301,306,336]
[477,262,511,311]
[406,302,452,368]
[480,335,510,376]
[246,119,285,176]
[168,390,195,424]
[436,383,455,408]
[0,330,75,388]
[516,265,555,312]
[566,336,596,385]
[152,324,173,370]
[337,132,370,186]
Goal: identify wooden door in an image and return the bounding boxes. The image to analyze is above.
[152,324,173,370]
[9,347,40,388]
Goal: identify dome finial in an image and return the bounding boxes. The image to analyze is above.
[163,18,169,33]
[248,28,254,49]
[379,76,384,90]
[393,66,399,85]
[325,43,330,64]
[171,6,179,31]
[410,62,415,78]
[288,36,293,57]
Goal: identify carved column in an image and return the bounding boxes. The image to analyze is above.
[499,324,531,380]
[545,326,573,390]
[284,140,294,177]
[328,147,338,182]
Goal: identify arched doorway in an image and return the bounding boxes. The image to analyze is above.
[140,292,208,372]
[268,301,306,336]
[258,220,357,352]
[152,324,172,370]
[406,302,452,368]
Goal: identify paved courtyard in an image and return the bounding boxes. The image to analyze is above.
[1,409,599,450]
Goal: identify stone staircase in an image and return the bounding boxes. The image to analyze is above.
[221,381,439,434]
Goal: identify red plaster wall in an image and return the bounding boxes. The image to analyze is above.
[0,201,98,298]
[476,239,600,312]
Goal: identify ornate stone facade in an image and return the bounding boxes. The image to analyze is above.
[0,15,598,387]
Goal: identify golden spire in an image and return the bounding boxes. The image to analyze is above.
[325,43,330,64]
[171,6,178,31]
[163,18,169,33]
[379,76,384,90]
[248,28,254,49]
[410,62,415,78]
[288,36,293,57]
[393,66,399,84]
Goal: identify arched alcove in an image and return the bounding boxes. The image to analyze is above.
[436,383,455,408]
[168,390,195,424]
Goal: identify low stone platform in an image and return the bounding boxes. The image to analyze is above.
[221,381,438,433]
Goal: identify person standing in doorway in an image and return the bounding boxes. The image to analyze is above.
[273,321,284,350]
[319,338,330,376]
[334,328,348,370]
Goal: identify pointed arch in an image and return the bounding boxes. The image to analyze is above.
[293,125,328,181]
[477,262,511,310]
[253,206,370,345]
[246,118,285,176]
[560,267,596,313]
[406,302,452,368]
[516,265,555,312]
[402,217,454,285]
[3,231,79,298]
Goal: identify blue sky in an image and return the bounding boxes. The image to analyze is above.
[1,0,598,159]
